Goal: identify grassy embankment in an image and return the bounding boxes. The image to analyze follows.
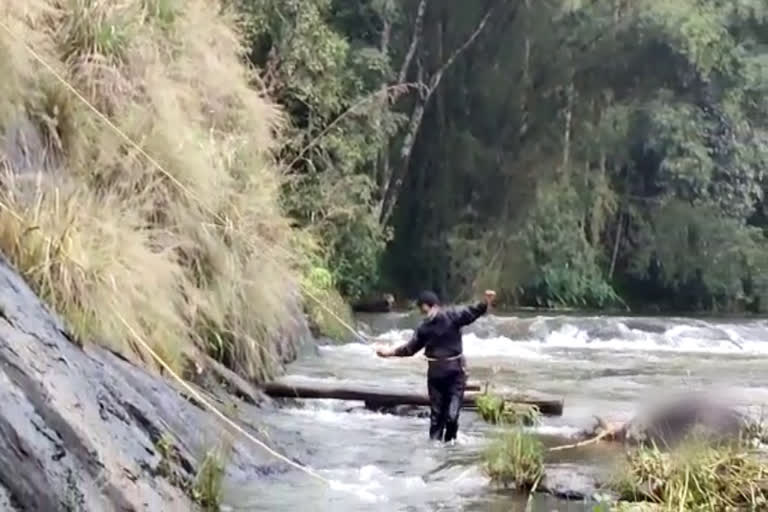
[0,0,351,381]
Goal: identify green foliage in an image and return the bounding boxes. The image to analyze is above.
[192,447,228,511]
[630,200,768,310]
[301,266,356,341]
[235,0,398,301]
[483,429,544,491]
[380,0,768,312]
[59,0,134,62]
[518,182,622,309]
[229,0,768,313]
[476,392,541,427]
[155,434,176,478]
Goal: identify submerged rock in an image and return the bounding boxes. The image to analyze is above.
[540,463,601,501]
[0,255,299,511]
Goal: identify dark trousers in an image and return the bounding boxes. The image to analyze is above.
[427,370,466,442]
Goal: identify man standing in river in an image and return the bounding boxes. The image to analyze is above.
[375,289,496,443]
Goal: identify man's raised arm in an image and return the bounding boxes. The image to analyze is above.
[450,290,496,327]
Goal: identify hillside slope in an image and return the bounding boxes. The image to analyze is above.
[0,0,309,380]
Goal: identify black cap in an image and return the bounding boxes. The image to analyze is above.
[416,290,440,308]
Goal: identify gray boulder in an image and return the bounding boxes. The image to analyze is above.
[0,254,301,511]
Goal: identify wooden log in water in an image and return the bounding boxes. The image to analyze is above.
[262,376,563,416]
[466,381,482,391]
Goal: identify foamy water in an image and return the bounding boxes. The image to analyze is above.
[358,315,768,358]
[249,313,768,511]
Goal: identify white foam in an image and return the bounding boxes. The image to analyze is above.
[540,323,768,355]
[328,330,549,360]
[283,402,414,428]
[319,318,768,362]
[319,343,376,356]
[462,333,549,360]
[532,424,582,438]
[373,329,414,343]
[325,464,429,504]
[453,431,486,446]
[328,479,383,503]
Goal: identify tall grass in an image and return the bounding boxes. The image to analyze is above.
[612,441,768,510]
[301,266,355,341]
[0,0,307,380]
[483,429,544,491]
[475,391,541,427]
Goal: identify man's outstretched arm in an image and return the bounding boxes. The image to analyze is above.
[376,328,425,358]
[451,290,496,327]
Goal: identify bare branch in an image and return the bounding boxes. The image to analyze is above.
[380,16,392,55]
[379,4,498,225]
[398,0,428,84]
[427,7,495,93]
[285,83,419,173]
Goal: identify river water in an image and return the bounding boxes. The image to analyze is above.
[230,312,768,511]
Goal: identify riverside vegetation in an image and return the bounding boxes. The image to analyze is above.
[0,0,353,380]
[478,389,768,509]
[6,0,768,388]
[234,0,768,314]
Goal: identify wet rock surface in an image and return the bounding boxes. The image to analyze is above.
[540,463,601,500]
[0,255,298,511]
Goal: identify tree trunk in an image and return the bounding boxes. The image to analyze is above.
[609,211,624,279]
[519,0,531,142]
[375,16,393,192]
[561,81,574,177]
[398,0,428,84]
[379,6,495,225]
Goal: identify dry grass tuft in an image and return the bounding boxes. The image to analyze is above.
[0,0,306,380]
[612,441,768,510]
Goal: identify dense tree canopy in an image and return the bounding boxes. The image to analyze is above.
[235,0,768,312]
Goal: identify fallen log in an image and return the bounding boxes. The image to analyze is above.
[466,380,482,391]
[262,376,563,416]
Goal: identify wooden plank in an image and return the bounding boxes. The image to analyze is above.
[262,376,563,416]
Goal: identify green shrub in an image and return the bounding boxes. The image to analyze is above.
[193,448,227,511]
[301,266,355,342]
[483,429,544,491]
[476,392,541,427]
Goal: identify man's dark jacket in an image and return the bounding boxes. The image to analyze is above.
[393,302,487,377]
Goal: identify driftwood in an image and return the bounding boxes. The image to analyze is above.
[262,376,564,416]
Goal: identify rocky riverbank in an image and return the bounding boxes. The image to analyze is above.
[0,254,302,511]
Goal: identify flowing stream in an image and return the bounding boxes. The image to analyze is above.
[229,312,768,511]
